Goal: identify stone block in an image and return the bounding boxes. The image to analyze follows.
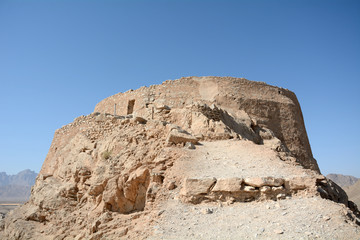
[211,178,243,192]
[244,177,284,187]
[167,129,198,144]
[180,178,216,196]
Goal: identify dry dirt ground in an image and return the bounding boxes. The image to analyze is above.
[171,140,313,179]
[149,196,359,240]
[144,140,360,240]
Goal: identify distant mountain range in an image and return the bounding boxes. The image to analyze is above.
[326,173,360,208]
[0,169,37,202]
[326,173,358,188]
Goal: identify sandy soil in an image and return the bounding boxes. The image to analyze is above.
[171,140,316,179]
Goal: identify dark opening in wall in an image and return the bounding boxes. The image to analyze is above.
[127,99,135,114]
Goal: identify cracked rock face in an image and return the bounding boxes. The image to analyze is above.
[1,77,358,239]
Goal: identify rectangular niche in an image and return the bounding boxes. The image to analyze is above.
[127,99,135,114]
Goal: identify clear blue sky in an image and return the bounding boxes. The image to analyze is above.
[0,0,359,177]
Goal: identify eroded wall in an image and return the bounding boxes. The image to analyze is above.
[94,76,319,172]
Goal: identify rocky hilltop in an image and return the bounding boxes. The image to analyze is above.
[1,76,359,239]
[94,76,318,172]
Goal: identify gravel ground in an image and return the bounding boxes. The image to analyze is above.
[149,196,359,240]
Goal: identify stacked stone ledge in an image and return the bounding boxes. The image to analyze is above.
[179,176,351,207]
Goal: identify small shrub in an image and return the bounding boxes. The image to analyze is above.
[101,150,111,160]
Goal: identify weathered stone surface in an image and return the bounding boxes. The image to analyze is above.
[244,177,284,187]
[212,178,243,192]
[167,128,198,144]
[260,186,271,193]
[167,181,176,190]
[285,177,316,191]
[317,179,349,207]
[133,116,147,124]
[178,176,354,204]
[155,104,171,110]
[258,127,275,140]
[95,76,319,171]
[243,186,258,192]
[146,182,161,203]
[124,168,150,203]
[102,176,132,213]
[184,142,196,149]
[101,167,151,214]
[180,178,216,197]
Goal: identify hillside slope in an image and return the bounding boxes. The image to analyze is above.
[0,77,358,239]
[345,180,360,208]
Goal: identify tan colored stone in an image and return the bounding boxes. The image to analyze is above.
[286,177,316,190]
[274,229,284,234]
[133,116,147,124]
[185,142,196,149]
[211,178,243,192]
[244,177,284,187]
[167,128,198,144]
[243,186,258,192]
[167,181,176,190]
[276,193,286,200]
[123,167,150,210]
[260,186,271,193]
[180,178,216,196]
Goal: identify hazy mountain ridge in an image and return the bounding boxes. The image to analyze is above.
[326,173,358,188]
[0,169,37,187]
[0,169,37,202]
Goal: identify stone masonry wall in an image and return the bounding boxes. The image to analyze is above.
[94,76,319,172]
